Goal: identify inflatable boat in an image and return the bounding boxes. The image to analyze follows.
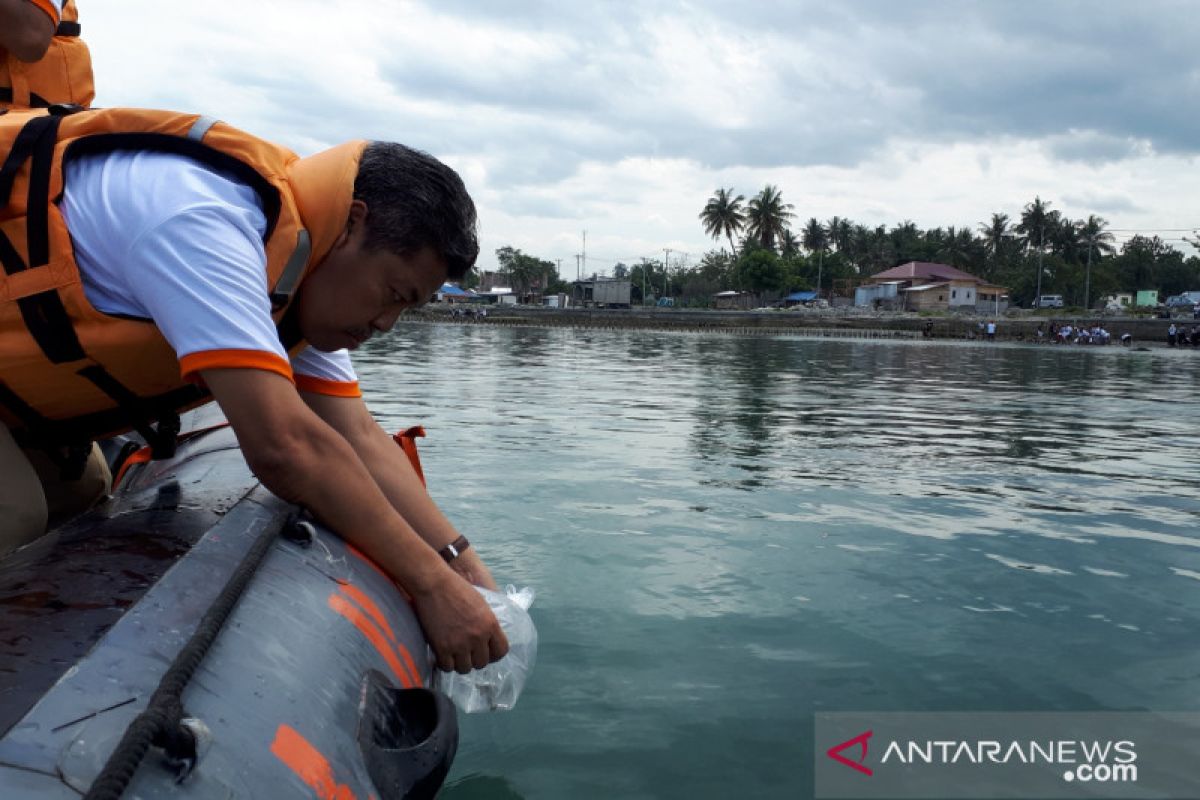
[0,407,456,799]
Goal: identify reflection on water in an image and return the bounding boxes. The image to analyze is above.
[357,324,1200,800]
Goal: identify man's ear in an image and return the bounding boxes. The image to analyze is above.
[334,200,370,250]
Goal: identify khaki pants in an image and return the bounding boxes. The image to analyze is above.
[0,426,111,558]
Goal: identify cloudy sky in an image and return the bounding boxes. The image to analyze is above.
[87,1,1200,275]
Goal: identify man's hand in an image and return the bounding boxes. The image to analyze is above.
[414,571,509,673]
[204,367,508,672]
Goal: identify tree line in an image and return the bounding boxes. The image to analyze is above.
[695,186,1200,308]
[472,189,1200,309]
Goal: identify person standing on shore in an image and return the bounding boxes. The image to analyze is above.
[0,0,93,109]
[986,320,996,341]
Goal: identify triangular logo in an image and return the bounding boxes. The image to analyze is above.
[826,730,873,776]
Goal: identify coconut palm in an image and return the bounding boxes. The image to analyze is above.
[802,218,829,297]
[978,213,1012,279]
[780,229,801,258]
[1017,197,1053,305]
[937,226,976,268]
[745,185,795,252]
[1078,215,1114,310]
[699,188,747,258]
[826,216,853,254]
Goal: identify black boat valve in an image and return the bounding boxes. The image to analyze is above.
[282,517,317,548]
[157,717,211,784]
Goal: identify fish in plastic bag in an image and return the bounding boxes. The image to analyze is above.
[433,584,537,713]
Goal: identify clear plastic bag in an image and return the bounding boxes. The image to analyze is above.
[433,584,537,713]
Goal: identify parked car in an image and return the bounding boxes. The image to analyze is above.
[1036,294,1064,308]
[1165,291,1200,308]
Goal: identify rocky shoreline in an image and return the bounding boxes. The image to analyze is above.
[412,305,1192,344]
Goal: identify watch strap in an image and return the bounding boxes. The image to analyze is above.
[438,535,470,563]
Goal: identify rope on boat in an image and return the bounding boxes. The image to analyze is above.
[83,511,292,799]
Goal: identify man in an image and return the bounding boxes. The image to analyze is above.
[0,107,507,674]
[0,0,94,109]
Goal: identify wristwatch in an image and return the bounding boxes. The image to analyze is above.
[438,535,471,564]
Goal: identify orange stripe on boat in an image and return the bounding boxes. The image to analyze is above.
[338,584,423,687]
[270,723,359,800]
[393,639,421,689]
[339,584,397,644]
[328,593,416,688]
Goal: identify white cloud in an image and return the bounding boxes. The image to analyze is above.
[81,1,1200,272]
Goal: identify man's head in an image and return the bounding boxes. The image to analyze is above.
[295,142,479,351]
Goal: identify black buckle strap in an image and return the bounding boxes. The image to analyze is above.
[0,114,58,216]
[0,115,87,364]
[0,87,52,108]
[270,229,310,310]
[25,114,61,268]
[56,21,82,37]
[76,365,180,459]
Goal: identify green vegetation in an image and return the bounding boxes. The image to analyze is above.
[689,188,1200,308]
[478,190,1199,310]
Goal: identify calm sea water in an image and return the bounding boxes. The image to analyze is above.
[354,323,1200,800]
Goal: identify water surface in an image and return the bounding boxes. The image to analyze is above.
[356,324,1200,800]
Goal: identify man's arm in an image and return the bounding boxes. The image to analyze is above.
[202,367,508,674]
[0,0,55,62]
[300,390,499,591]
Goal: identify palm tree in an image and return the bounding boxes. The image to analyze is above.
[699,188,747,258]
[826,216,853,254]
[978,213,1011,279]
[1078,215,1114,310]
[745,185,795,252]
[1017,197,1052,305]
[802,218,828,298]
[780,229,801,258]
[937,226,975,268]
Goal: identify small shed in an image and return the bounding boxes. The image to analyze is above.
[854,282,900,307]
[783,291,818,307]
[435,283,476,303]
[903,283,951,311]
[713,290,755,310]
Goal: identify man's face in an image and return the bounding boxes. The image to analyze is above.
[295,202,449,352]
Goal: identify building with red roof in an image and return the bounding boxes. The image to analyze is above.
[861,262,1007,312]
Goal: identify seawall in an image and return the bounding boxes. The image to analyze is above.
[411,306,1195,343]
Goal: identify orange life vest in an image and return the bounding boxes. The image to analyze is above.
[1,0,95,110]
[0,106,363,453]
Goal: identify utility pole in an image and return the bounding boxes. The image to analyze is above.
[1084,243,1093,312]
[582,230,587,280]
[575,254,581,282]
[663,248,671,301]
[1035,225,1044,308]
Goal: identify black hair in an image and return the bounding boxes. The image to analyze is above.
[353,142,479,280]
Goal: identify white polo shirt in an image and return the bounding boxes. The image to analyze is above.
[58,149,360,397]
